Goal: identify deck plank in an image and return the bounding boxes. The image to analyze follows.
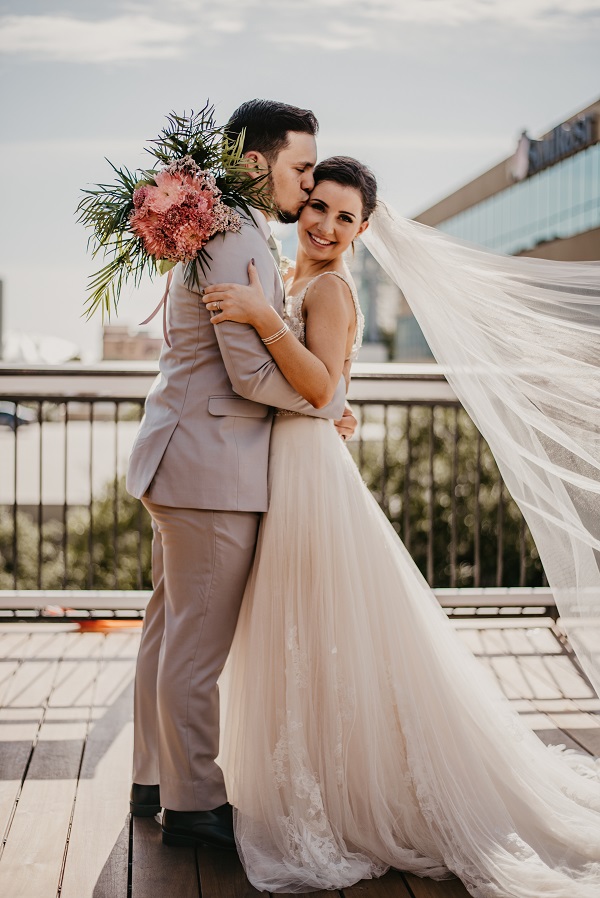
[132,816,199,898]
[0,631,26,706]
[0,632,101,897]
[197,845,263,898]
[0,630,71,844]
[0,707,41,840]
[278,892,337,897]
[467,625,597,755]
[402,871,472,897]
[467,628,598,748]
[60,631,139,898]
[0,621,597,898]
[343,868,412,896]
[1,629,71,709]
[545,703,600,757]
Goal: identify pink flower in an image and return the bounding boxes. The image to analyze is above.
[193,192,213,216]
[174,222,208,259]
[132,186,149,209]
[145,171,185,213]
[129,162,242,264]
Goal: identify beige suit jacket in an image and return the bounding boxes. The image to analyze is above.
[126,210,346,512]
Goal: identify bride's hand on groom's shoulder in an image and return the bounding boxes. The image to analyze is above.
[202,261,271,328]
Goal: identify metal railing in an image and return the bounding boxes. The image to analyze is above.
[0,363,546,611]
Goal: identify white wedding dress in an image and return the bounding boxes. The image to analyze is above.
[218,269,600,897]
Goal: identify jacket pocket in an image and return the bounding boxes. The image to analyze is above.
[207,396,270,418]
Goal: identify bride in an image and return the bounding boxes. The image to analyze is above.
[201,156,600,896]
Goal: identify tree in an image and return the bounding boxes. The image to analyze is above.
[0,477,153,590]
[348,405,544,588]
[0,414,544,591]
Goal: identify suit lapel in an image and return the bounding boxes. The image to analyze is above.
[266,234,285,315]
[249,208,285,315]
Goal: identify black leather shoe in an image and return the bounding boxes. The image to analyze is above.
[130,783,161,817]
[162,803,235,850]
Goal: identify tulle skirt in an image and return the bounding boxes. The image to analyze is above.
[218,414,600,896]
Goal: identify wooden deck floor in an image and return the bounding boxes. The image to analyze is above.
[0,619,598,898]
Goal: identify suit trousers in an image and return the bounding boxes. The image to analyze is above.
[133,498,260,811]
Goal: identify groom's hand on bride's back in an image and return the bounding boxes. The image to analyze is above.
[335,404,357,441]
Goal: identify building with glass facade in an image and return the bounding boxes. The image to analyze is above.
[288,100,599,362]
[388,98,600,361]
[415,98,600,262]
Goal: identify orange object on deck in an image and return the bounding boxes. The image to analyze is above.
[77,619,143,633]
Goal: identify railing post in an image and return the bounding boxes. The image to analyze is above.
[450,407,459,589]
[37,400,43,590]
[427,406,435,585]
[474,432,482,588]
[88,403,94,590]
[403,405,412,553]
[62,402,69,589]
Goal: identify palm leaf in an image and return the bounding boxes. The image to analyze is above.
[78,105,279,318]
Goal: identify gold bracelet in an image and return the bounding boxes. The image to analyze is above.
[262,323,289,345]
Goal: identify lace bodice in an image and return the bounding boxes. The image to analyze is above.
[284,267,364,361]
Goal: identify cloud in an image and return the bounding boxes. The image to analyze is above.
[210,18,246,34]
[233,0,600,50]
[0,14,187,63]
[0,0,597,67]
[265,22,375,52]
[318,131,511,153]
[273,0,600,27]
[363,0,600,28]
[179,0,600,32]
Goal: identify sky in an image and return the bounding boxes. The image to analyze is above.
[0,0,598,361]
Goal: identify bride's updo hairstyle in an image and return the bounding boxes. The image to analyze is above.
[312,156,377,222]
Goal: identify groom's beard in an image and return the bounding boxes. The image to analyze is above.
[275,209,302,224]
[268,172,302,224]
[276,208,301,224]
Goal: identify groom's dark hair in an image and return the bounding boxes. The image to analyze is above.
[226,100,318,163]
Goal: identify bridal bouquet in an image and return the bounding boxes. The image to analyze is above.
[78,104,271,320]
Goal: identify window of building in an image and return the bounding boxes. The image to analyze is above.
[438,144,600,254]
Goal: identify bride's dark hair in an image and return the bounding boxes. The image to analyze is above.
[313,156,377,221]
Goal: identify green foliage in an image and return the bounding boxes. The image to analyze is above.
[0,477,153,590]
[77,104,272,320]
[349,405,544,588]
[0,410,544,591]
[144,107,272,220]
[0,512,65,590]
[78,161,154,321]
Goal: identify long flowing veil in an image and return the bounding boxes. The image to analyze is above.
[362,202,600,698]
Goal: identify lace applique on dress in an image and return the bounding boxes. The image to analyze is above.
[271,717,369,881]
[272,715,304,789]
[287,625,309,688]
[284,266,364,358]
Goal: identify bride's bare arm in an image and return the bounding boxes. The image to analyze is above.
[203,263,355,409]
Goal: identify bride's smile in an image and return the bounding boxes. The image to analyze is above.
[298,180,368,262]
[307,232,335,248]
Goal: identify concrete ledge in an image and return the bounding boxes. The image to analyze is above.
[0,587,554,611]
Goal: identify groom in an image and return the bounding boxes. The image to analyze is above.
[126,99,354,849]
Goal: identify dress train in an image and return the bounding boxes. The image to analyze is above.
[218,414,600,896]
